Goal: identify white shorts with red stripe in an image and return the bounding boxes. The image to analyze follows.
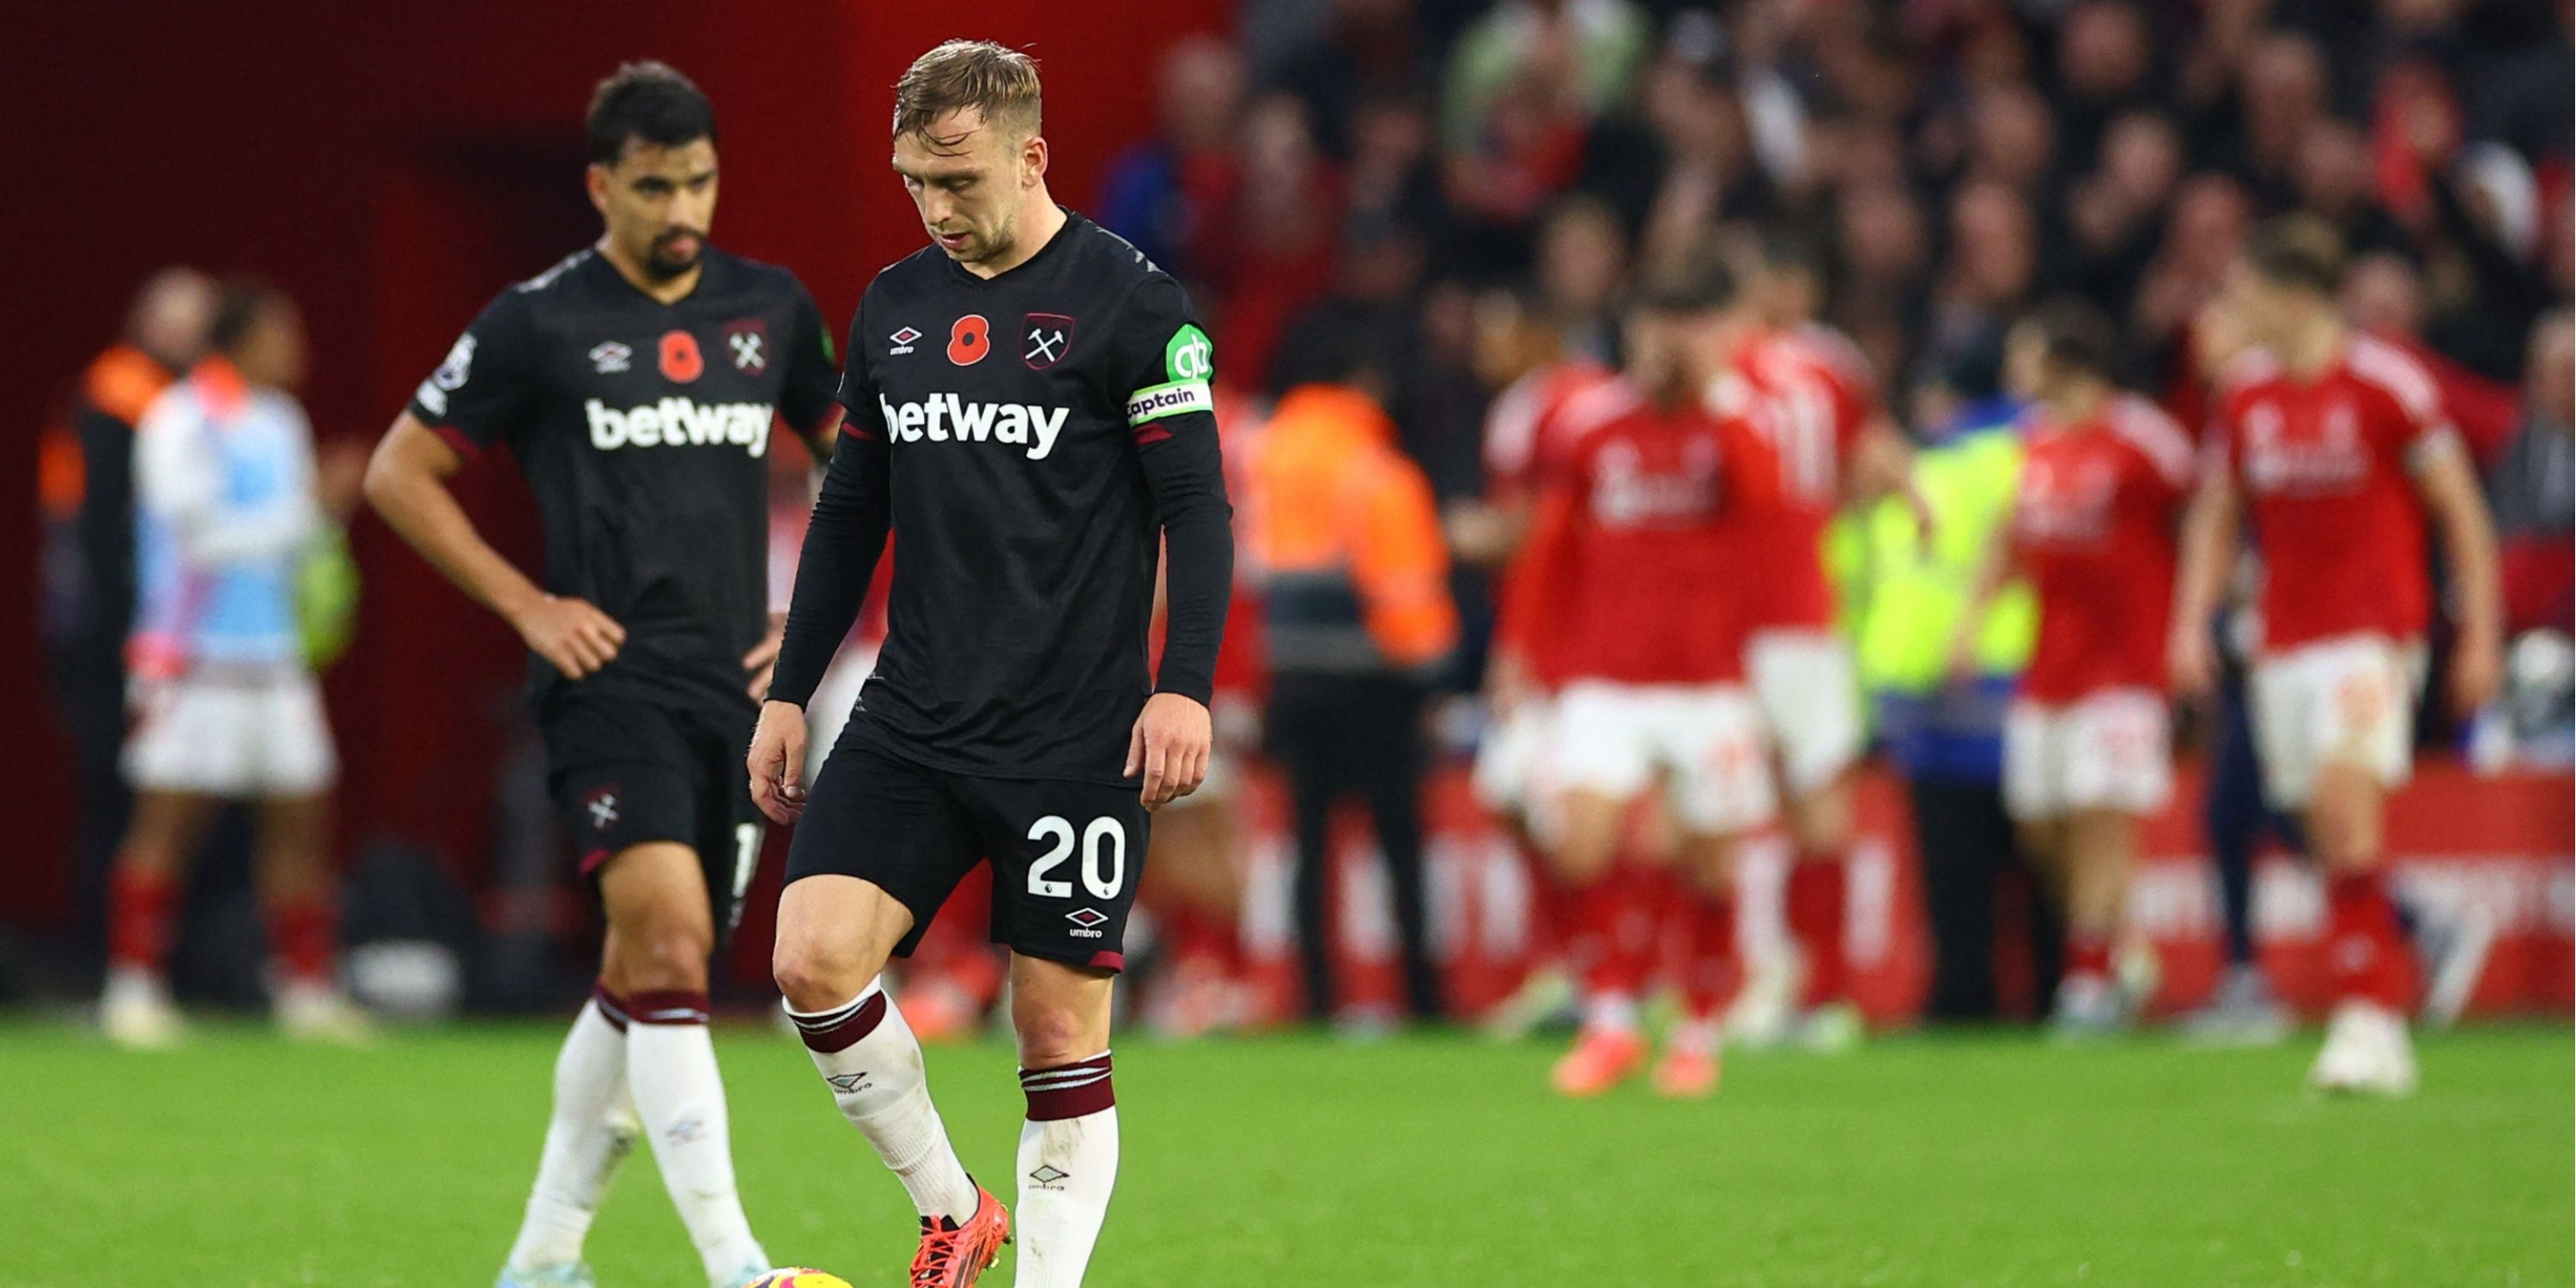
[1546,680,1776,835]
[2250,633,2426,810]
[1747,629,1865,794]
[2002,688,2173,821]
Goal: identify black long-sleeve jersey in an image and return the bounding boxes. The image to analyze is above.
[769,210,1233,787]
[408,246,841,713]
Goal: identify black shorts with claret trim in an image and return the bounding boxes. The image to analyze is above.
[541,690,766,939]
[785,738,1148,972]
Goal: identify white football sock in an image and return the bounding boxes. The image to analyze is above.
[625,993,766,1283]
[504,995,636,1271]
[1016,1053,1120,1287]
[788,982,980,1224]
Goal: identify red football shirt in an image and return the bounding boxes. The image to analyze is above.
[1488,361,1614,687]
[2011,393,2196,702]
[1484,360,1614,500]
[1727,325,1881,629]
[2212,335,2458,652]
[1513,379,1777,686]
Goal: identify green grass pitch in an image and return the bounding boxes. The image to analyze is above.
[4,1021,2567,1286]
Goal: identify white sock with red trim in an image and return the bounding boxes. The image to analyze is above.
[787,981,980,1224]
[1015,1052,1120,1287]
[625,990,765,1282]
[504,987,635,1272]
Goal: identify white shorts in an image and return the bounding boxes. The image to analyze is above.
[2251,633,2426,810]
[2002,689,2173,821]
[1472,697,1555,814]
[125,671,337,798]
[1546,680,1776,835]
[1747,629,1866,794]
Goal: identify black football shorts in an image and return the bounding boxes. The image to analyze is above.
[540,690,766,937]
[786,739,1149,972]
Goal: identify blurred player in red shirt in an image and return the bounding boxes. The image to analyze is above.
[1722,234,1919,1049]
[1460,290,1613,1036]
[1516,262,1781,1098]
[1965,301,2197,1037]
[2172,218,2503,1097]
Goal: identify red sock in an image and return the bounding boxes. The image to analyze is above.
[1682,892,1739,1021]
[1607,862,1671,1000]
[1575,874,1649,1001]
[266,896,338,985]
[2325,871,2412,1010]
[2065,933,2114,983]
[108,867,176,975]
[1786,858,1850,1006]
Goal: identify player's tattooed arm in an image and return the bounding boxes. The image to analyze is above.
[364,413,626,678]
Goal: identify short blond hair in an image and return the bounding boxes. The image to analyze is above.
[894,40,1042,145]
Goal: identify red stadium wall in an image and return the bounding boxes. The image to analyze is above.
[2,3,1221,935]
[1230,761,2573,1023]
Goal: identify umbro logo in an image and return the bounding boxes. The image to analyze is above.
[889,325,922,355]
[825,1072,871,1093]
[589,341,631,374]
[1066,908,1108,929]
[1029,1164,1069,1186]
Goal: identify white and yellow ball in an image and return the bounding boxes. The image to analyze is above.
[746,1271,854,1288]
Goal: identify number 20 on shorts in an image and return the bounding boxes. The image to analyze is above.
[1025,814,1127,899]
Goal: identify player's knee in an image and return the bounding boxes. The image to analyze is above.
[1682,833,1739,895]
[771,934,868,1011]
[2306,774,2383,872]
[611,917,713,993]
[1012,1002,1103,1070]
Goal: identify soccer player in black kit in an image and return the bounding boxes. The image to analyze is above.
[745,41,1231,1288]
[363,64,840,1288]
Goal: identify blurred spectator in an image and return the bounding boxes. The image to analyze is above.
[2289,117,2410,262]
[38,267,217,984]
[2063,110,2183,314]
[1268,216,1431,414]
[1916,182,2036,399]
[1832,180,1932,383]
[2342,251,2520,458]
[1265,0,1431,158]
[1211,93,1344,386]
[1246,340,1460,1027]
[2047,1,2160,173]
[1531,194,1628,366]
[1097,35,1246,288]
[1442,0,1648,158]
[2489,310,2575,636]
[1579,46,1771,280]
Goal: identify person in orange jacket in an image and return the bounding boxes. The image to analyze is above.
[1245,337,1461,1026]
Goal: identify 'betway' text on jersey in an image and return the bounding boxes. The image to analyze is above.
[583,397,776,457]
[875,392,1071,460]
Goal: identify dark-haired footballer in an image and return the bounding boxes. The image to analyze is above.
[363,63,841,1288]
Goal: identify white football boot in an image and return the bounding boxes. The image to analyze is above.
[100,966,185,1050]
[2307,1000,2418,1097]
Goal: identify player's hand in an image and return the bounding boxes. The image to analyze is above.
[2168,622,2217,701]
[2447,629,2503,716]
[747,700,811,825]
[742,611,788,698]
[511,593,626,679]
[1127,692,1212,811]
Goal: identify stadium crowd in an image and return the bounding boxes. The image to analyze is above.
[31,1,2576,1083]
